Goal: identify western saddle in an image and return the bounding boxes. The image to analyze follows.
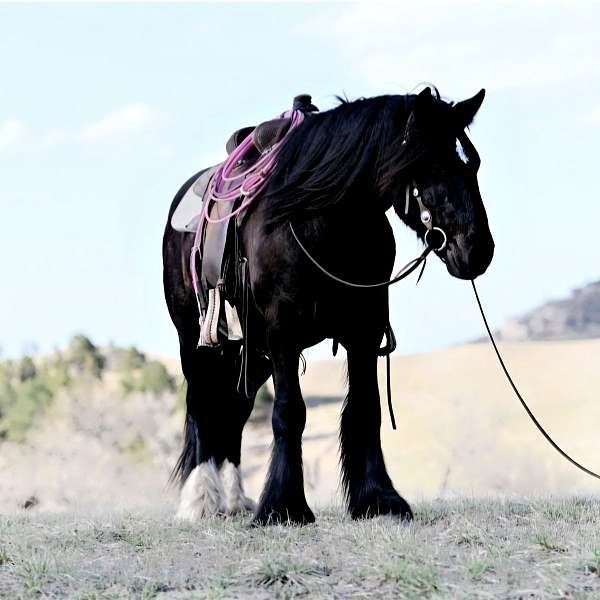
[225,94,318,156]
[170,95,318,396]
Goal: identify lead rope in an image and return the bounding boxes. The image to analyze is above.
[471,279,600,481]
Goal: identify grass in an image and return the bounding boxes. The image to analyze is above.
[2,498,600,599]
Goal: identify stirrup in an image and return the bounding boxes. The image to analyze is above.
[198,287,221,347]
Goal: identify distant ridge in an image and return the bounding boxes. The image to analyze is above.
[496,279,600,341]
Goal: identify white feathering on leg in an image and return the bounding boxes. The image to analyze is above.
[220,459,256,514]
[175,462,224,521]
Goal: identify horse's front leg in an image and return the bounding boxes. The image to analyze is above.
[252,319,314,525]
[341,345,413,521]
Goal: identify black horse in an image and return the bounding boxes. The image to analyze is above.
[162,87,494,525]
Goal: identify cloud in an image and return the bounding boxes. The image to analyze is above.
[78,103,165,144]
[586,106,600,126]
[0,119,28,151]
[302,2,600,95]
[0,103,166,154]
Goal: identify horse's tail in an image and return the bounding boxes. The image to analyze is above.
[169,410,200,487]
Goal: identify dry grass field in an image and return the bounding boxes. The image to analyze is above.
[3,498,600,599]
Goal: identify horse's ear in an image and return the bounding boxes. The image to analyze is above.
[415,87,433,110]
[418,87,432,100]
[405,87,435,139]
[453,89,485,128]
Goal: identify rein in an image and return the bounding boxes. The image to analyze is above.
[289,183,444,431]
[288,182,443,290]
[289,217,430,431]
[289,222,433,289]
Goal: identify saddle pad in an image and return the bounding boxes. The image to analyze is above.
[170,164,221,233]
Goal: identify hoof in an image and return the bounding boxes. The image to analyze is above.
[252,500,315,526]
[350,489,413,521]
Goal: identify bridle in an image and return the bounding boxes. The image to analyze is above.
[289,129,483,289]
[289,181,447,290]
[405,181,447,253]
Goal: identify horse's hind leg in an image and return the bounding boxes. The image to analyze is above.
[253,320,314,525]
[174,344,225,520]
[340,345,413,521]
[216,344,262,515]
[174,341,256,520]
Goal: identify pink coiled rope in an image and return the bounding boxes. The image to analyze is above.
[191,109,305,303]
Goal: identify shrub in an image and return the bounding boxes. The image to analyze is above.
[120,360,175,396]
[0,378,53,441]
[18,356,37,382]
[250,384,274,422]
[138,361,176,395]
[67,334,105,378]
[0,337,176,441]
[0,378,16,420]
[112,346,147,372]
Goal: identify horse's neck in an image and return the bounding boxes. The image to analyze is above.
[329,203,395,259]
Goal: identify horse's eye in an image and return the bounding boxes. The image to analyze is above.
[412,187,419,197]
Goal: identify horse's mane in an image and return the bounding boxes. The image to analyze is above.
[263,91,439,226]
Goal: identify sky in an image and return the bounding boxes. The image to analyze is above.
[1,2,600,360]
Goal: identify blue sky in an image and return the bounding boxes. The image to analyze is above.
[1,2,600,359]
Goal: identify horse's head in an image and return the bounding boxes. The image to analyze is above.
[394,87,494,280]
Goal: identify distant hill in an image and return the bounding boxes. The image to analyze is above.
[496,279,600,341]
[2,334,600,513]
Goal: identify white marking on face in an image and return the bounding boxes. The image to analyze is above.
[456,138,469,165]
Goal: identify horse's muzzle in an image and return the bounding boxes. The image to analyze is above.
[444,235,495,280]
